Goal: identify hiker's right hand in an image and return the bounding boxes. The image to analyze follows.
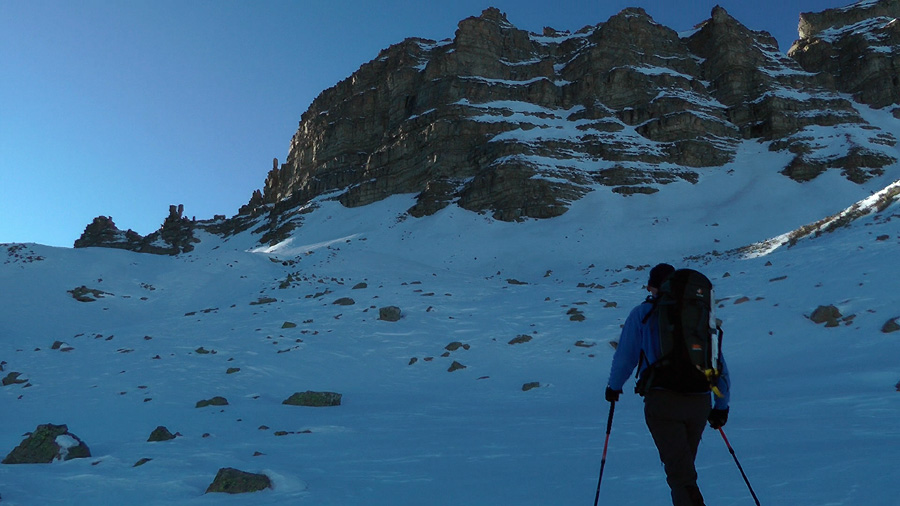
[605,386,622,402]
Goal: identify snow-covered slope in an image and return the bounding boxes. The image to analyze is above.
[2,130,899,504]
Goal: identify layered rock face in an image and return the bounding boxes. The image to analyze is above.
[790,0,900,110]
[249,3,897,225]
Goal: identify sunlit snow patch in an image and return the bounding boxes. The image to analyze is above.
[742,178,900,258]
[250,234,362,257]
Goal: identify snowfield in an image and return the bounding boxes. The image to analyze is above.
[2,130,900,505]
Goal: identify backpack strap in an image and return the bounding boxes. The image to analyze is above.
[634,297,659,395]
[635,349,648,381]
[640,295,658,325]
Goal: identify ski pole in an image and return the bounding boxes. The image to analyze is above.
[718,427,761,506]
[593,400,616,506]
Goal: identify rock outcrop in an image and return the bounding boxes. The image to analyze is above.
[74,205,199,254]
[73,216,144,251]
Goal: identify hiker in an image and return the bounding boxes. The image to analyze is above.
[605,263,730,506]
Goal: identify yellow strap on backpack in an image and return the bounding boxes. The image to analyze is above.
[705,369,724,398]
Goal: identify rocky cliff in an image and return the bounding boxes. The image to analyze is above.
[76,0,900,251]
[790,0,900,110]
[254,2,897,220]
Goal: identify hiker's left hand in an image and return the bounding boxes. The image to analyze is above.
[605,386,622,402]
[708,407,729,429]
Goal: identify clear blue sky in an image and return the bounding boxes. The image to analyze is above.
[1,0,855,247]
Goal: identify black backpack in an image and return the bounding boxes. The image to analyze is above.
[636,269,724,396]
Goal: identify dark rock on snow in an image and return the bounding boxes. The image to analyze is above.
[378,306,402,321]
[448,361,467,372]
[205,467,272,494]
[810,305,842,327]
[147,426,177,442]
[2,424,91,464]
[2,372,27,386]
[282,391,342,407]
[508,335,532,345]
[133,457,152,467]
[883,317,900,333]
[195,396,229,408]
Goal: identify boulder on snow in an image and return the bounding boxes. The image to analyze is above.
[68,285,109,302]
[147,426,177,442]
[567,308,586,321]
[2,372,27,387]
[448,361,466,372]
[810,305,842,327]
[2,424,91,464]
[882,318,900,334]
[444,341,470,352]
[205,467,272,494]
[378,306,402,322]
[195,396,229,408]
[508,335,532,345]
[282,391,342,407]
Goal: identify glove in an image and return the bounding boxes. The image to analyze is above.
[708,407,729,429]
[605,386,622,402]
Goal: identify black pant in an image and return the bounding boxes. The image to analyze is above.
[644,389,711,506]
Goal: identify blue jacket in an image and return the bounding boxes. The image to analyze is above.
[608,297,730,410]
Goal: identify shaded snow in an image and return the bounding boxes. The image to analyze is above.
[1,131,899,505]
